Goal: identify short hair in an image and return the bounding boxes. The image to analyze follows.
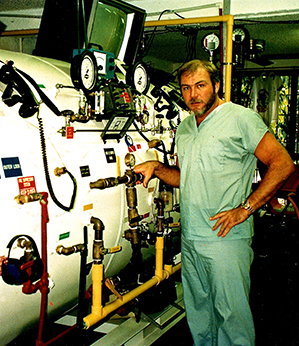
[177,60,221,90]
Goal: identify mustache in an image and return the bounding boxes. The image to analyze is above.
[188,98,203,105]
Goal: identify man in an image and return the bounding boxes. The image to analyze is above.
[134,60,295,346]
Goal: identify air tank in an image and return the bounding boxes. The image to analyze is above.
[0,49,182,345]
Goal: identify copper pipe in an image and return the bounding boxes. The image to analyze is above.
[14,193,43,205]
[17,238,32,250]
[56,244,85,256]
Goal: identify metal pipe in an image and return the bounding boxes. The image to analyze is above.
[89,177,122,189]
[14,193,44,205]
[35,192,49,346]
[154,198,164,235]
[56,244,85,256]
[90,216,105,234]
[17,238,33,262]
[144,15,234,101]
[17,238,32,250]
[90,217,105,262]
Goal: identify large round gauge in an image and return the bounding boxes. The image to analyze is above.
[126,62,150,94]
[71,50,98,93]
[202,33,220,52]
[233,27,248,43]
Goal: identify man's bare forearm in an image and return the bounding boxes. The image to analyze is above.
[248,157,295,211]
[247,132,295,211]
[134,160,180,188]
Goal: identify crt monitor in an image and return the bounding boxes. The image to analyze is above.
[34,0,146,67]
[87,0,146,66]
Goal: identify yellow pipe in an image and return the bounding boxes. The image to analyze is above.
[86,263,104,327]
[164,264,174,276]
[155,236,164,280]
[83,262,181,329]
[116,155,121,177]
[144,15,234,101]
[0,29,39,36]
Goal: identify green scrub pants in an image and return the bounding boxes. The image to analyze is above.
[181,236,255,346]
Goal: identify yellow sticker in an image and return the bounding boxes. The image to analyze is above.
[83,203,93,211]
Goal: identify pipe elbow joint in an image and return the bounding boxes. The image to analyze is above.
[56,244,85,255]
[90,216,105,232]
[83,308,106,330]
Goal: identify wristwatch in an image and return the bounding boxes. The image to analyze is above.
[240,199,255,214]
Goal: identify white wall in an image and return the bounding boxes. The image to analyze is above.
[128,0,223,20]
[0,9,42,31]
[230,0,299,18]
[1,1,299,31]
[127,0,299,20]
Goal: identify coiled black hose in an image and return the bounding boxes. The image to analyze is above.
[38,114,77,212]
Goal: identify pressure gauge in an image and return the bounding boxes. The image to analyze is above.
[126,62,150,94]
[202,33,220,52]
[124,153,136,168]
[71,50,98,93]
[233,27,248,43]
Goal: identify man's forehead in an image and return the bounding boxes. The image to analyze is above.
[181,69,211,84]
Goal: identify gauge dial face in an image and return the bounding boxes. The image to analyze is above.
[70,50,99,93]
[202,33,220,52]
[233,28,246,42]
[81,54,96,90]
[126,62,150,94]
[134,64,149,94]
[124,153,136,167]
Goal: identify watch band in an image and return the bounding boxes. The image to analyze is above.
[240,199,255,214]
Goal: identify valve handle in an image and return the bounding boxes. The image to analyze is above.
[108,246,122,254]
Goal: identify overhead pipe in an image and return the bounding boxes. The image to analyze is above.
[144,14,234,101]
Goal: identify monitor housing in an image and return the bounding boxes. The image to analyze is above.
[34,0,146,67]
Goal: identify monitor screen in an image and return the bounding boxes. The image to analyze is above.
[88,3,127,60]
[87,0,146,66]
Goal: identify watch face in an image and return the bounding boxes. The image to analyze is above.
[81,54,96,90]
[202,33,220,52]
[233,28,246,42]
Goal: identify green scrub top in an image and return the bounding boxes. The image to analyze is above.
[176,102,268,241]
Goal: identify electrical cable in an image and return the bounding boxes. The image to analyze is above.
[132,120,177,160]
[16,68,61,117]
[37,113,77,212]
[172,29,198,77]
[143,10,184,57]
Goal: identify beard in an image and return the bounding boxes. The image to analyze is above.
[189,92,217,116]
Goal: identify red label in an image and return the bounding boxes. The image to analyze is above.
[18,176,37,195]
[120,91,130,103]
[66,126,74,139]
[128,145,136,152]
